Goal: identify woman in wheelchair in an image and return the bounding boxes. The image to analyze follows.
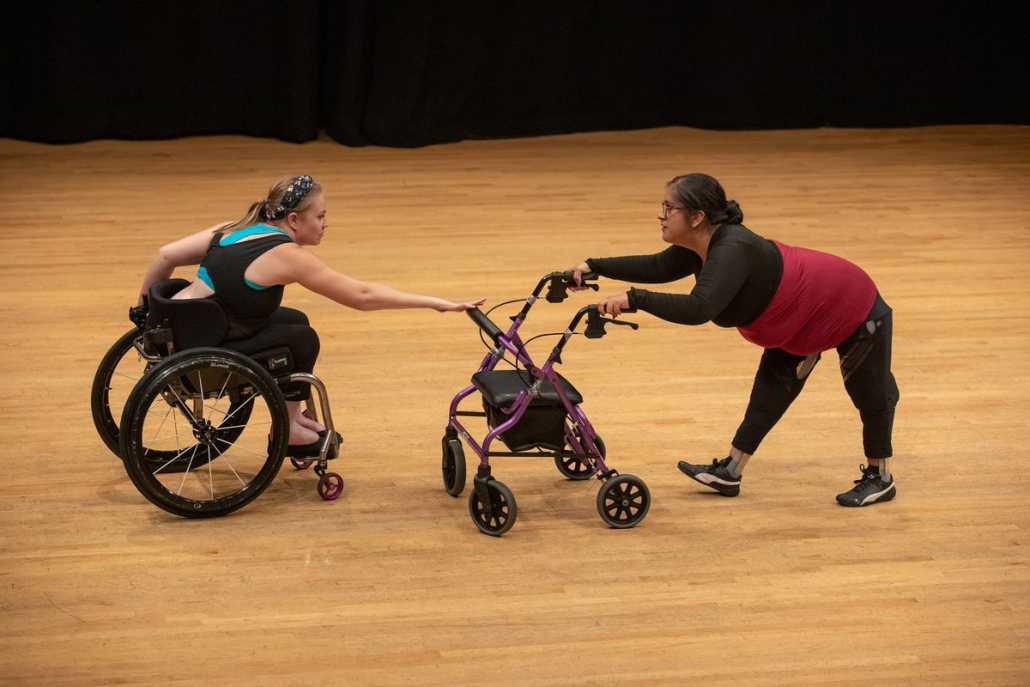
[138,174,484,454]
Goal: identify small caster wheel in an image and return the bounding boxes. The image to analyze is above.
[291,457,314,470]
[468,479,517,536]
[556,434,605,480]
[442,437,466,496]
[317,472,344,501]
[596,474,650,529]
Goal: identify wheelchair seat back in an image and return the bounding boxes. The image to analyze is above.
[144,278,296,380]
[145,279,230,354]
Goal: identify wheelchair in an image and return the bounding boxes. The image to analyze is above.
[443,271,651,536]
[91,279,343,518]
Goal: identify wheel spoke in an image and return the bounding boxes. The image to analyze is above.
[219,390,259,426]
[145,404,178,452]
[112,370,141,382]
[148,444,198,475]
[176,445,201,495]
[213,436,266,458]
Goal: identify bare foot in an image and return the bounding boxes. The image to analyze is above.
[296,414,326,433]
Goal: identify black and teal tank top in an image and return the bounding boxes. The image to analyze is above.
[197,224,294,341]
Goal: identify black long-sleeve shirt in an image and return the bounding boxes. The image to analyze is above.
[586,224,782,328]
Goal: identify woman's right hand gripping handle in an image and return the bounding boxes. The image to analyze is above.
[567,262,598,292]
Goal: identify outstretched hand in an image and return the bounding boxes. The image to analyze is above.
[437,297,487,313]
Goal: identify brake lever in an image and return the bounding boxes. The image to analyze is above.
[584,306,639,339]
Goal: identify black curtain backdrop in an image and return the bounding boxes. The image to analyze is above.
[2,1,1027,147]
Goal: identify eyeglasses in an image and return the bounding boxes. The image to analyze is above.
[660,201,690,219]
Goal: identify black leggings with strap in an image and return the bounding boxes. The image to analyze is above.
[732,293,899,459]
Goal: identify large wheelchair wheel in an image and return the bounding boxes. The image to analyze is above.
[92,328,150,458]
[119,348,289,518]
[95,330,254,471]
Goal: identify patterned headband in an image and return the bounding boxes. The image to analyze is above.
[271,175,315,219]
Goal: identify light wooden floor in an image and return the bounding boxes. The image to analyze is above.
[1,125,1028,686]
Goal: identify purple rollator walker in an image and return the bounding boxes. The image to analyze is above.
[442,271,651,536]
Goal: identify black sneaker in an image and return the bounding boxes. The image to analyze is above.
[677,457,741,497]
[836,464,896,507]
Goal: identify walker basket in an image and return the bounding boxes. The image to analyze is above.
[483,399,568,452]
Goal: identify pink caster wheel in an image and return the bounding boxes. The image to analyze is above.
[317,472,344,501]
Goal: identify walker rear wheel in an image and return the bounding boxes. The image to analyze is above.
[442,437,467,497]
[556,433,605,480]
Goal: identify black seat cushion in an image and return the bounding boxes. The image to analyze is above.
[472,369,582,408]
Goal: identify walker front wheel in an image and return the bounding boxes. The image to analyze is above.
[596,474,650,529]
[468,479,517,536]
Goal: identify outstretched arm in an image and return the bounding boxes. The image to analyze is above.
[286,248,484,312]
[138,223,227,304]
[587,245,700,283]
[569,245,700,290]
[618,242,750,325]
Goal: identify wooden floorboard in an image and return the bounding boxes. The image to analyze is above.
[0,125,1028,685]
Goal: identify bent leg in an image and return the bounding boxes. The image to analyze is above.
[224,311,322,444]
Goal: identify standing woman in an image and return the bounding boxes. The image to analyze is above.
[139,174,484,454]
[569,174,899,507]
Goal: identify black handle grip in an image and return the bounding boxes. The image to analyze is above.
[128,304,149,330]
[564,270,599,290]
[467,307,504,344]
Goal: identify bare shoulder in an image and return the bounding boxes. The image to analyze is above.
[257,242,328,283]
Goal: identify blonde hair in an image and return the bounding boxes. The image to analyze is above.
[222,175,323,232]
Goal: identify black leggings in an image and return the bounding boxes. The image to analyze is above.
[731,294,899,459]
[223,307,320,402]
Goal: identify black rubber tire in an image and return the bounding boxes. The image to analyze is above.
[468,479,517,536]
[119,348,288,518]
[596,474,650,529]
[91,328,147,458]
[442,437,467,497]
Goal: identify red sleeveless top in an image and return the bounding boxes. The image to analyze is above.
[737,241,876,355]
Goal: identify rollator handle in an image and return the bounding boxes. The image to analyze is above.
[467,307,504,344]
[546,271,598,303]
[584,305,638,339]
[565,270,599,290]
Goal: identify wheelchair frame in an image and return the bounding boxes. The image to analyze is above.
[91,279,344,518]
